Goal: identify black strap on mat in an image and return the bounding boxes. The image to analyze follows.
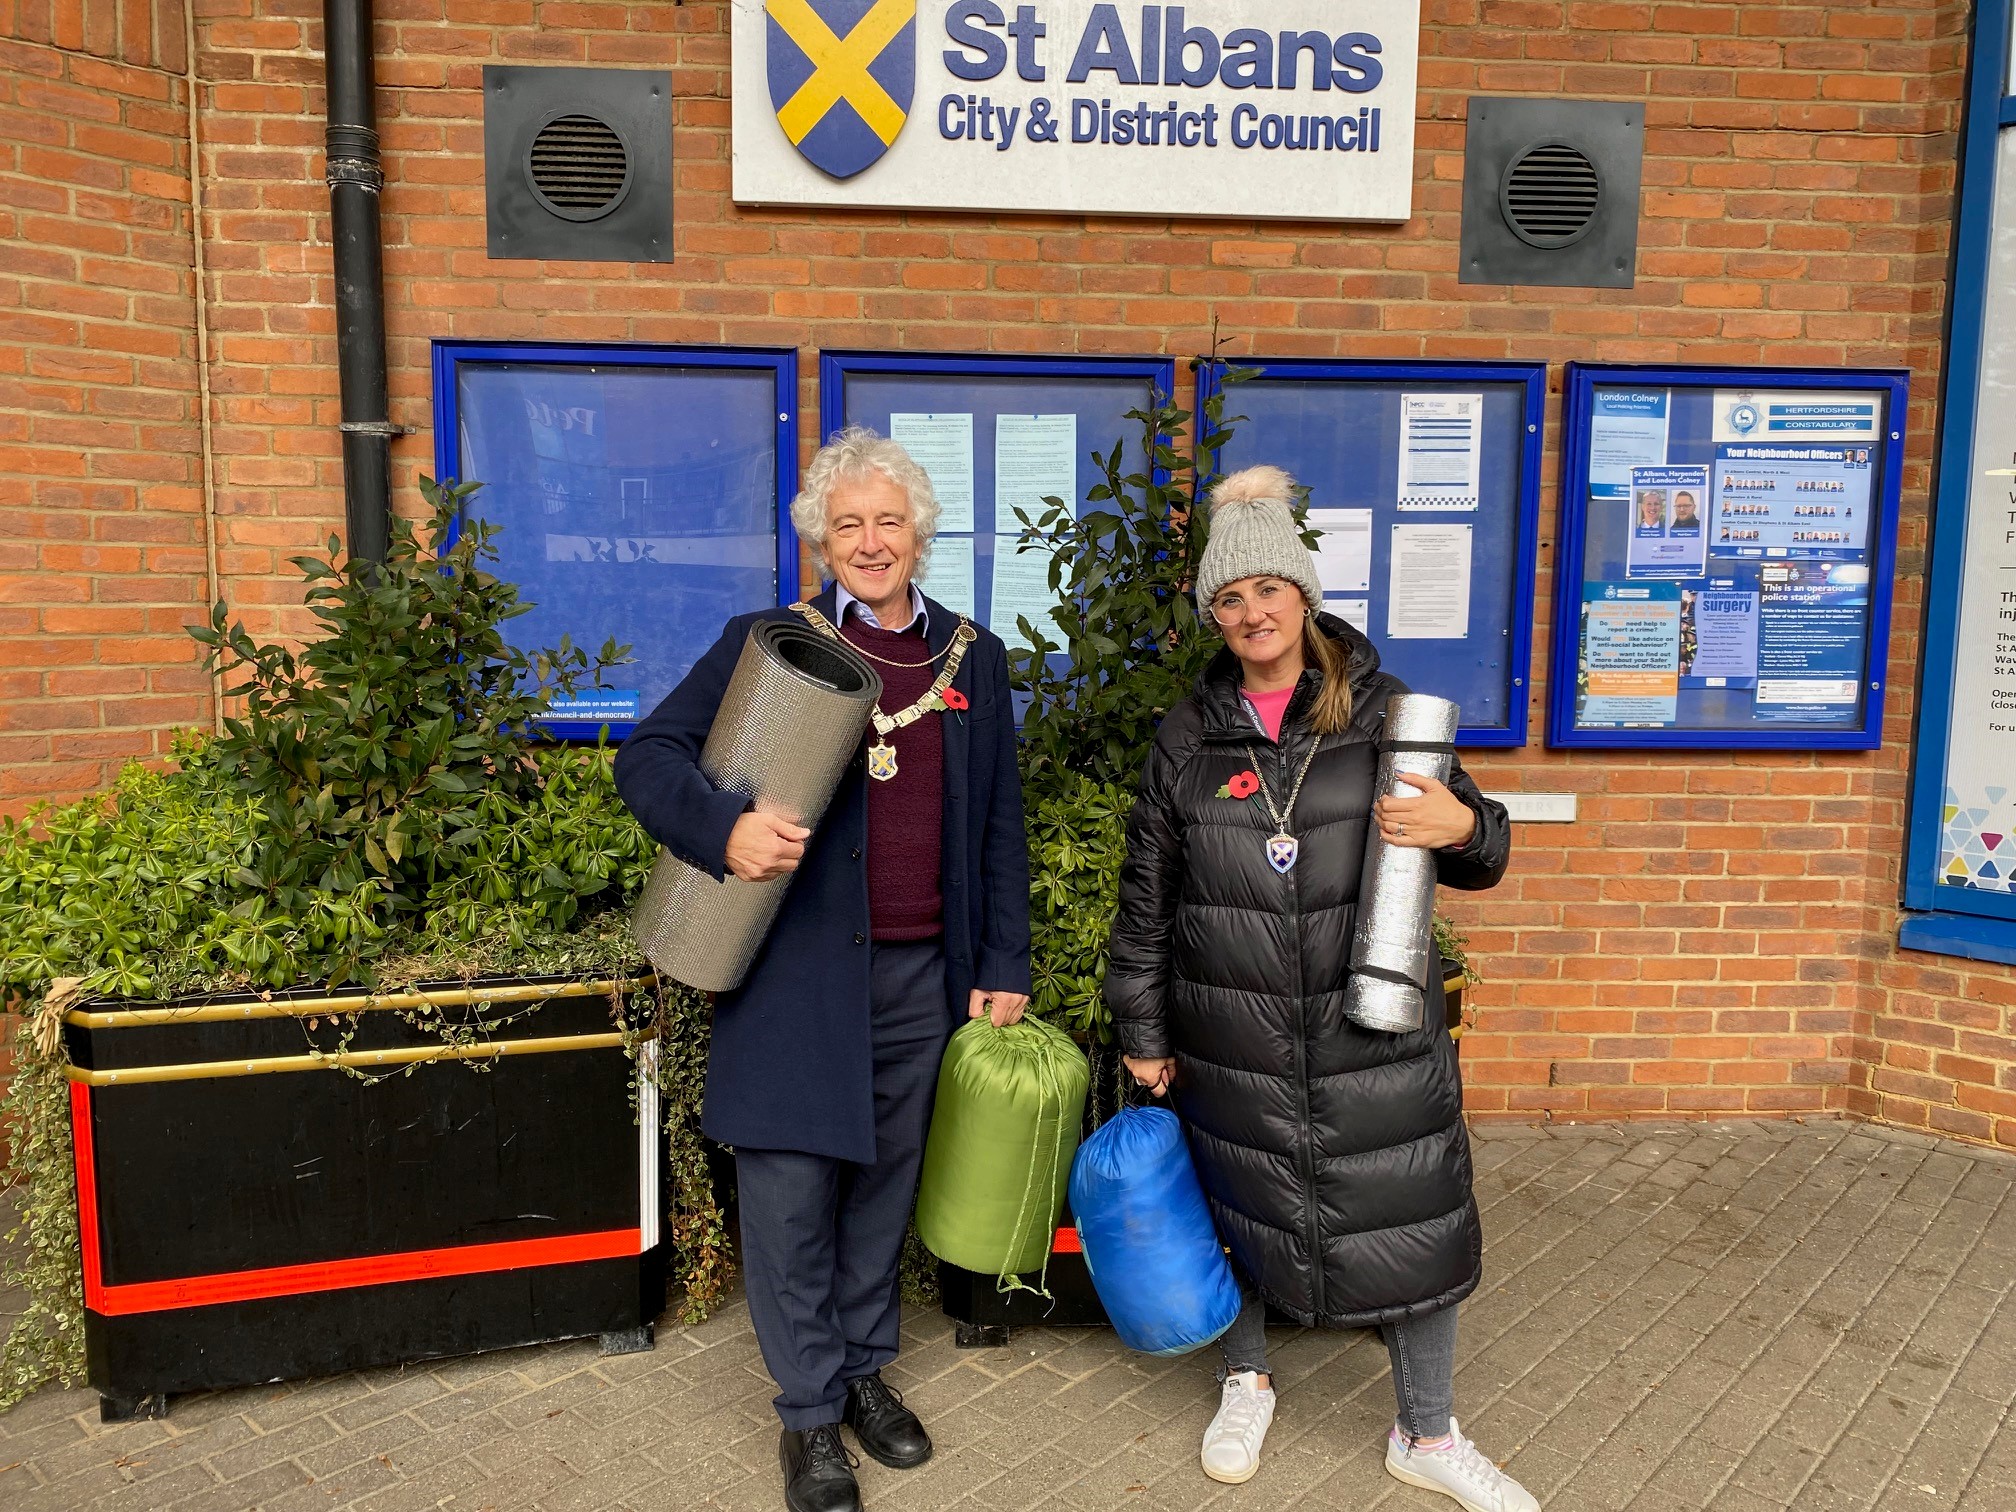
[1353,963,1426,993]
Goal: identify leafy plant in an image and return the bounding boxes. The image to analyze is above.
[0,479,734,1410]
[187,477,626,988]
[1024,773,1132,1036]
[1006,358,1258,789]
[996,356,1256,1042]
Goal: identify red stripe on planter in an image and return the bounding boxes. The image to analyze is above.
[69,1081,107,1313]
[90,1228,646,1317]
[68,1079,640,1317]
[1052,1226,1080,1254]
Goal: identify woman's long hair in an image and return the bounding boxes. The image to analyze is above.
[1301,604,1355,736]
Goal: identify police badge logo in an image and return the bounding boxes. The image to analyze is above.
[765,0,916,180]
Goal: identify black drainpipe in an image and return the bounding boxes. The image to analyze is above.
[323,0,392,564]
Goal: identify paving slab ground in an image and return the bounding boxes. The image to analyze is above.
[3,1121,2013,1512]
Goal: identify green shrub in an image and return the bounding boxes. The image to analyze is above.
[1003,359,1257,1042]
[0,479,728,1411]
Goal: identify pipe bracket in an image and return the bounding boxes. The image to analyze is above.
[325,156,385,193]
[339,419,412,437]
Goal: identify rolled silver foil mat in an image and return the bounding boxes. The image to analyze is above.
[1344,693,1462,1034]
[631,618,882,993]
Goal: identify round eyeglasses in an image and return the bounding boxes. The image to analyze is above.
[1209,580,1296,626]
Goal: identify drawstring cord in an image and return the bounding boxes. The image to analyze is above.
[994,1035,1067,1306]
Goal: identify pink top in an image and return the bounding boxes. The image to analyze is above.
[1244,685,1295,743]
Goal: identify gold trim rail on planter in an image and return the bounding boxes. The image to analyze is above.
[61,974,658,1031]
[61,1031,635,1087]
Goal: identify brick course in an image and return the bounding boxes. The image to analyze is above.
[2,0,2012,1149]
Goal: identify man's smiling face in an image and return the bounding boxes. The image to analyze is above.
[824,471,919,619]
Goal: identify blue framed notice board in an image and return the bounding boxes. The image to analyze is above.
[1900,0,2016,963]
[819,352,1178,653]
[1550,364,1908,750]
[1199,359,1547,748]
[432,341,798,740]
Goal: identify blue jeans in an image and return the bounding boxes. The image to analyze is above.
[1218,1287,1458,1440]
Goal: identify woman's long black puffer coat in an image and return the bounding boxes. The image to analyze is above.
[1105,616,1510,1329]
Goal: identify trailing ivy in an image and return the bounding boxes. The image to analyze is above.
[0,1008,85,1410]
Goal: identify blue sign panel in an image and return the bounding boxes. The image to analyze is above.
[1199,360,1546,748]
[1550,363,1908,750]
[432,343,798,740]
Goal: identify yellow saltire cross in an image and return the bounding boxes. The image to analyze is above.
[768,0,914,149]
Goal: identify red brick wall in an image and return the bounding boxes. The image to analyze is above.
[0,6,210,808]
[5,0,2014,1150]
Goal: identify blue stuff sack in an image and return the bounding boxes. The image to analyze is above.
[1068,1104,1242,1357]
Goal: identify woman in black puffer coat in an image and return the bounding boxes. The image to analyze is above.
[1106,467,1534,1512]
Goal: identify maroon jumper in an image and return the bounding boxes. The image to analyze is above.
[840,617,946,942]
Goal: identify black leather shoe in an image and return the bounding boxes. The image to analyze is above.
[779,1424,860,1512]
[843,1372,933,1469]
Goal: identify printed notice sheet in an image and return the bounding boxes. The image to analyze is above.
[1329,596,1370,633]
[989,545,1064,656]
[1309,508,1373,594]
[1708,444,1875,560]
[924,535,976,620]
[1588,388,1671,500]
[994,414,1077,535]
[889,413,975,532]
[1396,393,1484,511]
[1386,524,1472,639]
[1580,583,1682,726]
[1754,568,1868,723]
[1679,587,1759,688]
[1625,465,1710,579]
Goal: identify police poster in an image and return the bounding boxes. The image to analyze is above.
[730,1,1420,222]
[1560,373,1902,745]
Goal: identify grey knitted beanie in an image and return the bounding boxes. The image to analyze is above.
[1195,465,1325,616]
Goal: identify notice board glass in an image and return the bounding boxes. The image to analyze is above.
[1200,360,1546,747]
[819,352,1177,655]
[1551,364,1908,750]
[1901,0,2016,960]
[432,342,798,740]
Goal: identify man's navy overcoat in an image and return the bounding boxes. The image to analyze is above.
[614,586,1032,1164]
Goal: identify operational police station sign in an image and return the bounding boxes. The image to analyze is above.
[731,1,1421,222]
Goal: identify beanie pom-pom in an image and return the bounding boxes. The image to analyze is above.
[1208,465,1297,515]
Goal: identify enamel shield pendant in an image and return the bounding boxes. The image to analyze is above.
[867,742,899,782]
[1267,832,1299,874]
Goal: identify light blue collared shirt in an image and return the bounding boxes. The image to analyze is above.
[834,580,929,635]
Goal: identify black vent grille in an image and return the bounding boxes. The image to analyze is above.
[526,113,630,220]
[1500,142,1601,248]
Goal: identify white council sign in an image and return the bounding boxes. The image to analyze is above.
[731,0,1421,222]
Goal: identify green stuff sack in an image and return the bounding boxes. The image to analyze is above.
[915,1015,1090,1281]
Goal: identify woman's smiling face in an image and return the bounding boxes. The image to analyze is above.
[1211,575,1308,673]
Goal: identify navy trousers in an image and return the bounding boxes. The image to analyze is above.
[735,940,951,1430]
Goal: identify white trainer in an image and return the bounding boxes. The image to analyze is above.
[1199,1370,1277,1485]
[1384,1418,1539,1512]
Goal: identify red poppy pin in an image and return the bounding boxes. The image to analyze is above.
[1217,770,1259,800]
[943,688,969,711]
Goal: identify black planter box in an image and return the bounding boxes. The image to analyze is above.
[62,973,664,1419]
[937,1216,1108,1345]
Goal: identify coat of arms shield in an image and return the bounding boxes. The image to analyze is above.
[765,0,916,180]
